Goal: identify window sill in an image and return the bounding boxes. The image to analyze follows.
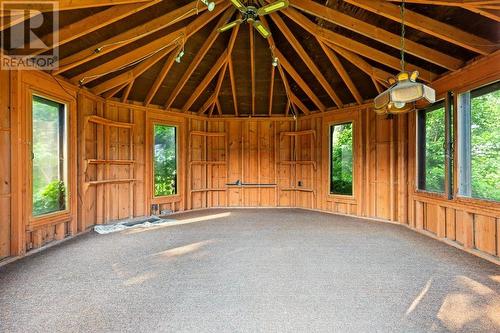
[28,211,72,230]
[151,195,181,204]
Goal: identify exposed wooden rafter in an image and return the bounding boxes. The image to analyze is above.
[250,25,256,116]
[121,80,134,102]
[282,7,437,82]
[164,8,235,109]
[318,41,363,105]
[91,44,176,95]
[198,17,240,116]
[270,13,344,108]
[274,48,326,112]
[386,0,500,22]
[1,0,157,12]
[182,50,228,112]
[144,45,182,106]
[14,1,163,57]
[343,0,497,55]
[54,1,228,76]
[289,0,463,71]
[268,65,275,116]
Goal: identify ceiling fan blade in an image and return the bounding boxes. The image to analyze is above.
[257,0,289,16]
[229,0,247,11]
[253,20,271,39]
[218,19,243,33]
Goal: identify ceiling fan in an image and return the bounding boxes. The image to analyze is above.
[218,0,289,38]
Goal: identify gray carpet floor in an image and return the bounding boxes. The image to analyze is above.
[1,209,499,333]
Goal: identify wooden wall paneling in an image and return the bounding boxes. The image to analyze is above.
[227,120,242,206]
[0,69,11,259]
[374,117,392,220]
[436,205,446,239]
[8,70,24,256]
[445,207,456,241]
[133,108,145,216]
[474,214,496,255]
[455,210,465,245]
[424,203,438,234]
[396,114,408,224]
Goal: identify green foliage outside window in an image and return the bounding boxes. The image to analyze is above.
[154,125,177,197]
[421,106,446,193]
[32,96,67,216]
[330,123,353,195]
[470,88,500,201]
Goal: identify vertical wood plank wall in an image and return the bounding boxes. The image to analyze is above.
[0,68,498,263]
[0,70,11,260]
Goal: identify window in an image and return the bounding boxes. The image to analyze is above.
[330,122,353,195]
[32,95,68,217]
[153,124,177,197]
[417,102,446,193]
[458,81,500,202]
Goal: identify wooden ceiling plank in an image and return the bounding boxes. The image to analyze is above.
[164,8,235,109]
[197,93,216,115]
[1,0,157,11]
[319,41,363,104]
[274,48,326,111]
[208,62,229,115]
[54,1,229,76]
[268,65,275,116]
[260,17,294,114]
[250,24,256,116]
[290,93,310,115]
[121,80,134,103]
[71,5,230,86]
[92,44,175,95]
[102,82,128,99]
[327,43,392,85]
[144,45,181,106]
[228,58,239,116]
[270,13,344,108]
[182,50,228,112]
[289,0,463,71]
[18,1,162,57]
[284,8,436,82]
[277,65,293,110]
[464,5,500,22]
[343,0,496,55]
[216,99,223,116]
[0,10,37,31]
[285,99,291,117]
[208,101,217,116]
[226,23,240,116]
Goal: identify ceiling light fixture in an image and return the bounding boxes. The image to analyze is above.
[200,0,215,12]
[374,0,435,115]
[272,57,279,67]
[175,44,185,63]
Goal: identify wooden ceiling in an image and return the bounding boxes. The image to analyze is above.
[1,0,499,116]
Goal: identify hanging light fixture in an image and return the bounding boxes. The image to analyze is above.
[374,0,435,115]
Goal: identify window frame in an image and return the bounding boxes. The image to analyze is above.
[151,122,179,199]
[416,93,454,199]
[456,80,500,203]
[29,91,70,220]
[328,121,355,198]
[416,100,446,195]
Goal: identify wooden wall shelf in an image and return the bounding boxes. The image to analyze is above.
[86,115,134,128]
[278,130,317,196]
[81,113,135,222]
[188,129,228,206]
